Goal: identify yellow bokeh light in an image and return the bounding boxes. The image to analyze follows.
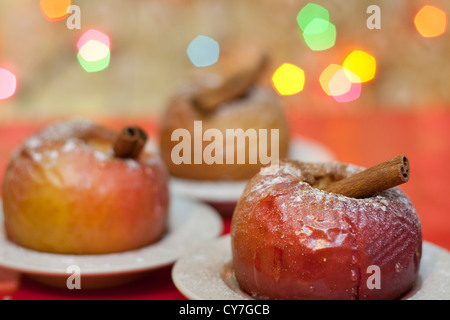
[342,50,376,83]
[271,63,305,96]
[414,5,447,38]
[40,0,72,21]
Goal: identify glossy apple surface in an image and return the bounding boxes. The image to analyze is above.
[231,160,422,299]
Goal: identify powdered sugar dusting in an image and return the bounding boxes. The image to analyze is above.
[18,119,118,167]
[126,159,140,170]
[93,151,108,162]
[48,150,59,160]
[25,137,42,149]
[34,119,95,143]
[17,120,161,174]
[242,159,416,223]
[30,151,43,162]
[62,139,78,153]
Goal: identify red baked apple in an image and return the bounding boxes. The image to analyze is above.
[2,119,169,254]
[231,159,422,300]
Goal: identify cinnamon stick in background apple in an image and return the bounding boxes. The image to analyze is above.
[192,53,269,112]
[113,126,148,159]
[321,155,410,198]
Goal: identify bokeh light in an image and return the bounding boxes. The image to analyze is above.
[77,53,111,73]
[186,35,220,67]
[77,30,111,73]
[0,68,17,100]
[328,69,361,103]
[297,3,336,51]
[414,5,447,38]
[328,69,352,96]
[78,40,110,62]
[271,63,305,96]
[319,64,362,103]
[333,83,362,103]
[296,3,329,31]
[303,18,336,51]
[319,64,344,96]
[40,0,72,21]
[77,30,111,51]
[342,50,376,83]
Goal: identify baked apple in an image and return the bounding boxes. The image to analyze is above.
[159,48,290,181]
[231,159,422,300]
[2,119,169,254]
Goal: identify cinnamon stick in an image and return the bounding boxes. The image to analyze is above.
[192,53,269,112]
[113,126,148,159]
[321,155,410,198]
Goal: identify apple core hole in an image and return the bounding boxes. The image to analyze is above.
[310,174,339,189]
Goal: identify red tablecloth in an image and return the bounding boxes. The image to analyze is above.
[0,109,449,300]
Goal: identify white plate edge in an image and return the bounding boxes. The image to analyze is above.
[172,235,450,300]
[0,196,224,276]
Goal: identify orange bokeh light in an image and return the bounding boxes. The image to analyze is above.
[40,0,72,21]
[319,64,342,96]
[414,5,447,38]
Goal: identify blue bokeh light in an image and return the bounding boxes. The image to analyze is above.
[186,35,220,67]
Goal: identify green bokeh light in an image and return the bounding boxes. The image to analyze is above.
[77,51,110,73]
[303,18,336,51]
[297,3,329,31]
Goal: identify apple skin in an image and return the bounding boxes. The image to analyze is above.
[231,160,422,300]
[2,121,169,254]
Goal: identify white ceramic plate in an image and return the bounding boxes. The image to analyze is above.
[172,235,450,300]
[0,196,223,288]
[169,136,336,204]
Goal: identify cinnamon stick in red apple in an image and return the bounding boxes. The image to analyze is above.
[321,155,410,198]
[113,126,148,159]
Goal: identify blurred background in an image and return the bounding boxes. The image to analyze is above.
[0,0,449,123]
